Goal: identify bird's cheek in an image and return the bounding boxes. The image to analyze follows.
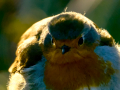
[44,48,82,64]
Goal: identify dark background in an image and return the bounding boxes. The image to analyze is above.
[0,0,120,89]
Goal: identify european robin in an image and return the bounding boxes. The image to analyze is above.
[8,12,120,90]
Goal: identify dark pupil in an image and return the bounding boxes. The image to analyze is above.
[78,37,83,45]
[51,38,53,44]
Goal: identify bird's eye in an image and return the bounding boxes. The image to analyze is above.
[51,38,53,43]
[51,38,55,45]
[78,37,83,45]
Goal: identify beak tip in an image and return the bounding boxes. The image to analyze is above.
[62,49,65,54]
[61,45,70,54]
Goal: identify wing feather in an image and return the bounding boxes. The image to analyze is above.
[9,17,53,73]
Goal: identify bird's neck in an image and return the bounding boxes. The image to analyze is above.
[44,54,115,90]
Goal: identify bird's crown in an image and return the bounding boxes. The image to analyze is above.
[49,12,98,41]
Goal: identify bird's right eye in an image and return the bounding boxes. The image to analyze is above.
[78,37,83,45]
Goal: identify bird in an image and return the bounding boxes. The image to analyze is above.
[8,11,120,90]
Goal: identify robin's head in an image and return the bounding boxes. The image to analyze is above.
[41,12,103,64]
[7,12,116,90]
[41,12,115,90]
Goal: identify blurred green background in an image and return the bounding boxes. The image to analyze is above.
[0,0,120,90]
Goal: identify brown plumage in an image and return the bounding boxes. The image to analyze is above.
[8,12,120,90]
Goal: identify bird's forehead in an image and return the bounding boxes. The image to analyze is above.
[48,12,92,40]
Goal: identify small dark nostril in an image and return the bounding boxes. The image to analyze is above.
[61,45,70,54]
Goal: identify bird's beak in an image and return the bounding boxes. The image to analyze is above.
[61,45,70,54]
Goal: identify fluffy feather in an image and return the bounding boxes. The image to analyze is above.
[8,12,120,90]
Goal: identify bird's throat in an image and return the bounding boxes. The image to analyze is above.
[44,53,115,90]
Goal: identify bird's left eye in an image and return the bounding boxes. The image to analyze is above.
[78,37,83,45]
[51,38,53,43]
[51,38,55,45]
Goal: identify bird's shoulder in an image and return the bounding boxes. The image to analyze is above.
[97,29,115,46]
[9,16,53,73]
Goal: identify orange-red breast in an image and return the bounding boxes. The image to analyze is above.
[8,12,120,90]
